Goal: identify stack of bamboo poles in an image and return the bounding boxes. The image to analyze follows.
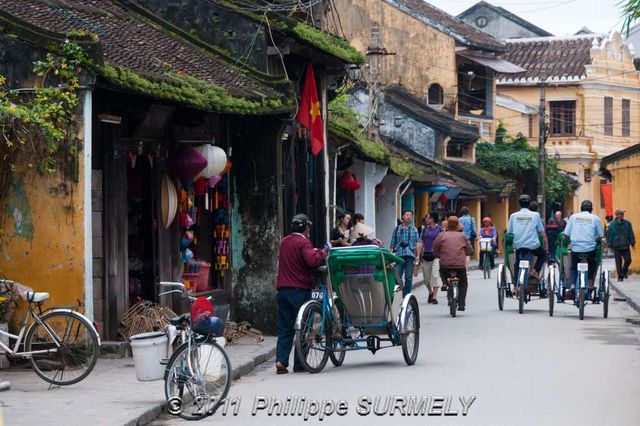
[224,321,264,344]
[120,301,177,340]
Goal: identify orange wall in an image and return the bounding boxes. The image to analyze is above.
[0,161,85,328]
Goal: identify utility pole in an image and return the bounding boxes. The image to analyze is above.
[366,23,394,142]
[538,79,547,220]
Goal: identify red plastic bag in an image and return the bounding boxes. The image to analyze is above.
[191,296,215,325]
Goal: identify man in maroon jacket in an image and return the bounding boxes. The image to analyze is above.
[275,214,328,374]
[433,216,472,312]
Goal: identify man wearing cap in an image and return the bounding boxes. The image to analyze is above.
[275,214,328,374]
[607,209,635,282]
[432,216,472,311]
[564,200,604,296]
[507,194,548,284]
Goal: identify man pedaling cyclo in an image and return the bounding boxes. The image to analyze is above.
[507,194,548,294]
[563,200,605,299]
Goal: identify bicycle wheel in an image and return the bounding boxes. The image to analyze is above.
[401,297,420,365]
[483,255,491,279]
[578,288,585,320]
[602,271,610,319]
[449,286,457,318]
[328,300,346,367]
[548,267,555,317]
[25,311,99,386]
[164,338,231,420]
[518,274,526,314]
[497,264,506,311]
[294,302,329,373]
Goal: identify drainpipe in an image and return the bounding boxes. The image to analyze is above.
[332,144,350,225]
[396,178,412,219]
[82,90,93,320]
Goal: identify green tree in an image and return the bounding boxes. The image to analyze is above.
[619,0,640,34]
[476,122,575,207]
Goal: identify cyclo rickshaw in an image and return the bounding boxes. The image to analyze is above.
[496,233,551,314]
[549,233,610,320]
[294,245,420,373]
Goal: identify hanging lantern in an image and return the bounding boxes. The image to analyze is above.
[209,174,223,188]
[167,145,208,184]
[160,175,178,230]
[195,145,227,179]
[375,183,386,197]
[339,170,361,191]
[220,160,232,175]
[194,177,208,196]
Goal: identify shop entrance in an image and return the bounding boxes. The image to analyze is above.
[127,157,157,305]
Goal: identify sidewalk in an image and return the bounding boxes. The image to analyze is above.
[605,257,640,318]
[0,336,276,426]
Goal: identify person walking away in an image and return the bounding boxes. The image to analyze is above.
[607,209,635,281]
[478,217,497,269]
[275,214,328,374]
[507,194,548,285]
[433,216,472,311]
[458,207,476,269]
[390,210,420,296]
[416,213,444,304]
[564,200,604,297]
[330,212,351,247]
[546,218,560,261]
[554,211,566,232]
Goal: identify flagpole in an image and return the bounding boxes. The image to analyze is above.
[321,75,330,243]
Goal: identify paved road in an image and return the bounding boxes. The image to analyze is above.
[153,267,640,426]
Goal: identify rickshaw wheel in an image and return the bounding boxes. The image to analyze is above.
[497,264,505,311]
[601,271,609,318]
[294,302,329,373]
[518,278,526,314]
[401,297,420,365]
[578,288,585,320]
[548,265,555,317]
[328,299,346,367]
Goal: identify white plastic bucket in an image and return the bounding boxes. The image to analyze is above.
[130,331,168,381]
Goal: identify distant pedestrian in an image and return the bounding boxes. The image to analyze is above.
[390,210,420,296]
[275,214,328,374]
[330,212,351,247]
[554,211,566,232]
[607,209,635,281]
[458,206,476,269]
[416,212,444,304]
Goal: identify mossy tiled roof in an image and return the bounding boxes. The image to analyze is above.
[446,160,513,192]
[0,0,292,114]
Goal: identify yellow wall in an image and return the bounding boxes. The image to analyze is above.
[605,151,640,273]
[415,192,429,224]
[0,160,85,329]
[483,193,510,253]
[330,0,458,112]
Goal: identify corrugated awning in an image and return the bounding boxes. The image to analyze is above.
[457,51,526,74]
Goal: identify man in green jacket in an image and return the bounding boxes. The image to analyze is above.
[607,209,635,281]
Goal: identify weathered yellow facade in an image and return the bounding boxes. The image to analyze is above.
[0,162,86,328]
[497,33,640,220]
[602,147,640,273]
[331,0,458,112]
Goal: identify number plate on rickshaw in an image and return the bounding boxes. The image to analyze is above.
[577,263,589,272]
[519,260,530,268]
[311,290,323,301]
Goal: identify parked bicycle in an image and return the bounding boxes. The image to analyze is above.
[158,282,231,421]
[0,279,101,387]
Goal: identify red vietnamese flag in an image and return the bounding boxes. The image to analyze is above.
[297,64,324,155]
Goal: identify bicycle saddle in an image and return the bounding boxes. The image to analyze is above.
[24,291,50,303]
[170,314,190,326]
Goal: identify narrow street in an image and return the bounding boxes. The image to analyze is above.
[153,267,640,425]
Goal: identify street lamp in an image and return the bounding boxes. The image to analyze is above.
[394,115,404,128]
[347,64,362,82]
[554,150,561,162]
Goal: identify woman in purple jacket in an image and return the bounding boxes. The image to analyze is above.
[478,217,497,269]
[417,212,444,304]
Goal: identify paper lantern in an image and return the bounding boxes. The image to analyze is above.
[339,170,361,191]
[167,145,207,184]
[220,160,232,176]
[194,177,208,196]
[209,174,222,188]
[195,145,227,179]
[375,183,386,197]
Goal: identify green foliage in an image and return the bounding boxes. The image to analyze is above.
[475,125,575,203]
[0,38,86,200]
[289,22,365,65]
[619,0,640,34]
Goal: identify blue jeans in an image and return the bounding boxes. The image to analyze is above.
[395,256,415,296]
[276,287,310,370]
